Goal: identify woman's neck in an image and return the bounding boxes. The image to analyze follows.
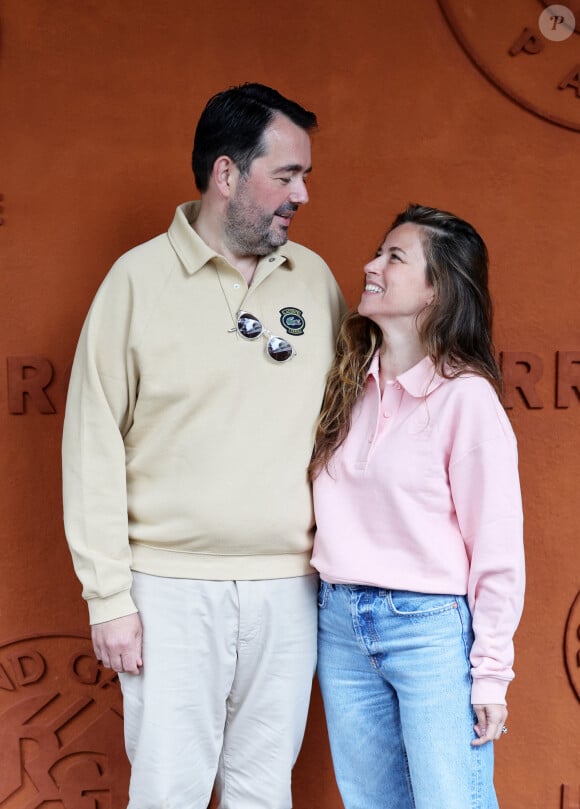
[378,329,426,390]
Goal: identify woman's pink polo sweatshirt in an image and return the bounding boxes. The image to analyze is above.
[312,354,525,705]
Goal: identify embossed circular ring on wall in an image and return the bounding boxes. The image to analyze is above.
[564,591,580,701]
[0,633,127,807]
[438,0,580,132]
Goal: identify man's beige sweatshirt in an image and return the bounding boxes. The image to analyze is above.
[62,202,345,624]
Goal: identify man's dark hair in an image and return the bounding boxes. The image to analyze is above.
[192,83,317,193]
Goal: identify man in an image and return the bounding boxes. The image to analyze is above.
[62,83,345,809]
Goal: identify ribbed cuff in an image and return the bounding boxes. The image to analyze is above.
[471,676,510,706]
[87,590,138,625]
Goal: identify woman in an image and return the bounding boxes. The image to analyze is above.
[310,204,525,809]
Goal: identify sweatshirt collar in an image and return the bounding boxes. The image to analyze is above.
[167,201,295,275]
[368,353,446,398]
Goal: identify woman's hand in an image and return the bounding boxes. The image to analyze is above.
[471,703,508,746]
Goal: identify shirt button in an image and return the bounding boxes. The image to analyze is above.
[394,383,402,390]
[233,283,240,289]
[383,411,390,418]
[269,257,276,262]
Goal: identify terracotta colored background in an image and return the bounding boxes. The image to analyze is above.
[1,1,579,807]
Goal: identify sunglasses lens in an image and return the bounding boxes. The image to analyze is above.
[235,312,294,361]
[237,314,262,340]
[267,336,293,362]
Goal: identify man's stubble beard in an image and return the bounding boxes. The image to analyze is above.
[224,205,280,258]
[224,183,288,257]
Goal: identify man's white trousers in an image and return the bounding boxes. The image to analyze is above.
[120,572,318,809]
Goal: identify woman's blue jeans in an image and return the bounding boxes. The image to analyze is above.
[317,582,499,809]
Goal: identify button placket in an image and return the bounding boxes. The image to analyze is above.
[250,254,284,292]
[376,383,404,438]
[354,380,381,464]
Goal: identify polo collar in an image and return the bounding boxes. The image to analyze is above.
[368,353,446,398]
[167,201,295,276]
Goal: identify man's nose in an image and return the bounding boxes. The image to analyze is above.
[289,178,309,205]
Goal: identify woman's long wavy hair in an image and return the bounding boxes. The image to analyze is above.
[309,204,503,479]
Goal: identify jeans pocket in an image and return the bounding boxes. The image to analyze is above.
[318,580,330,609]
[387,590,459,616]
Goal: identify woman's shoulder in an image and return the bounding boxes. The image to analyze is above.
[438,372,516,443]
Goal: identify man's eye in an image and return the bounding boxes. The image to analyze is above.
[277,177,291,184]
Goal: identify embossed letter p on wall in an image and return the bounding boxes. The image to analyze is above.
[0,634,128,808]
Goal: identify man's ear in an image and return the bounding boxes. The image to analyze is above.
[212,155,238,198]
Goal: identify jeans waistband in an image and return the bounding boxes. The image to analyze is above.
[322,582,466,599]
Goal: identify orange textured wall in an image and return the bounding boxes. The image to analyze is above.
[1,1,579,807]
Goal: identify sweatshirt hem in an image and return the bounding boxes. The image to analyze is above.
[130,544,315,580]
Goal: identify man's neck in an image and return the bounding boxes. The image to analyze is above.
[192,205,259,285]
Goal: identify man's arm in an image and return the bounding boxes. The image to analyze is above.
[62,260,139,626]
